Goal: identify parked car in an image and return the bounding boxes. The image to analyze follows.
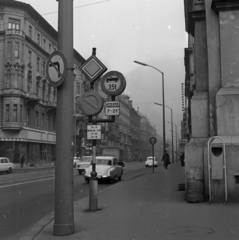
[84,156,123,183]
[0,157,15,174]
[145,156,158,167]
[76,156,92,174]
[73,156,81,168]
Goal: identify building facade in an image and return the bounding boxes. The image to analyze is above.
[184,0,239,202]
[0,1,86,166]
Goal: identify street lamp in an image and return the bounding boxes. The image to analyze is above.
[134,60,166,155]
[154,103,174,164]
[168,121,178,161]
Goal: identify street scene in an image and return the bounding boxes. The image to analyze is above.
[0,0,239,240]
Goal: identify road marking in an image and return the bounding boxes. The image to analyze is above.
[0,172,80,189]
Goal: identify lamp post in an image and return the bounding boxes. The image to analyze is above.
[155,103,174,164]
[168,122,178,162]
[134,60,166,155]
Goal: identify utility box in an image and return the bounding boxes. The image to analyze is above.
[211,147,223,180]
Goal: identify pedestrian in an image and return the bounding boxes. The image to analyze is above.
[20,155,25,168]
[162,151,170,169]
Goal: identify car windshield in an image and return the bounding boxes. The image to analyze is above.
[81,157,92,162]
[96,159,112,166]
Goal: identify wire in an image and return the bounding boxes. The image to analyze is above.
[42,0,111,16]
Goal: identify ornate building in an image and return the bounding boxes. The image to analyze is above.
[0,1,86,165]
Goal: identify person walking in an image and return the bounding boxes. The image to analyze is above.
[20,155,25,168]
[162,151,170,169]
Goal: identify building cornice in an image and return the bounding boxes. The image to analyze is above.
[212,0,239,14]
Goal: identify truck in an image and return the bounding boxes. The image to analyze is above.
[101,147,124,167]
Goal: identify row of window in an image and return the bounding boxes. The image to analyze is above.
[5,104,55,130]
[8,18,55,54]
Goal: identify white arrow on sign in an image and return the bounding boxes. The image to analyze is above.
[46,50,67,87]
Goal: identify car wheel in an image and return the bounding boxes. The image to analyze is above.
[118,173,122,181]
[7,168,12,174]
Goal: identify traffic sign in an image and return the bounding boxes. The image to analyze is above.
[46,50,67,87]
[149,137,157,145]
[87,125,101,139]
[79,90,104,116]
[104,101,120,116]
[81,55,107,83]
[105,107,120,116]
[101,71,126,96]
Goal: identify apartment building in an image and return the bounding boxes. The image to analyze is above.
[0,0,85,165]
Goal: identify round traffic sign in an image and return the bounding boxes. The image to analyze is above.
[101,71,126,96]
[46,50,67,87]
[149,137,157,145]
[79,90,103,116]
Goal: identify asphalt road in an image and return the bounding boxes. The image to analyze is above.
[0,164,147,240]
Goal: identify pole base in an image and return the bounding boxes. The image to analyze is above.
[53,223,75,236]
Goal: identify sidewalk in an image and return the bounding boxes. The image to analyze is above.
[19,162,239,240]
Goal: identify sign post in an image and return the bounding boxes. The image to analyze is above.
[149,137,157,173]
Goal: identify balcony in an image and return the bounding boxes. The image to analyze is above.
[2,121,23,130]
[6,29,25,37]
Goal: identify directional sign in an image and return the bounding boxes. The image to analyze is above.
[81,55,107,83]
[46,50,67,87]
[149,137,157,145]
[79,90,103,116]
[101,71,126,96]
[87,125,101,139]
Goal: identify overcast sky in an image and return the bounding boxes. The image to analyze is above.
[21,0,187,140]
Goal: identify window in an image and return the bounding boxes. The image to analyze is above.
[43,39,46,49]
[13,104,17,122]
[27,74,32,92]
[5,104,10,122]
[20,105,23,122]
[49,43,52,53]
[53,116,55,130]
[37,33,40,45]
[7,42,12,57]
[37,57,40,72]
[47,114,50,129]
[26,108,30,125]
[15,42,19,58]
[42,61,46,76]
[42,113,45,128]
[42,83,45,100]
[28,50,32,64]
[36,80,40,97]
[35,111,39,127]
[8,18,20,29]
[29,25,32,38]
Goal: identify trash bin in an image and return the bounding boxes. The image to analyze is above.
[186,168,204,203]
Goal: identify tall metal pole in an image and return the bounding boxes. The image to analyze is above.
[170,108,174,164]
[134,61,166,157]
[54,0,75,236]
[162,72,166,154]
[175,124,178,162]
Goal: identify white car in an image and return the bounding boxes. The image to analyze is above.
[0,157,15,174]
[76,156,92,175]
[145,156,158,167]
[84,156,123,183]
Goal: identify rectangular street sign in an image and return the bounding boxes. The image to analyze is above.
[105,107,120,116]
[104,101,120,107]
[87,125,101,139]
